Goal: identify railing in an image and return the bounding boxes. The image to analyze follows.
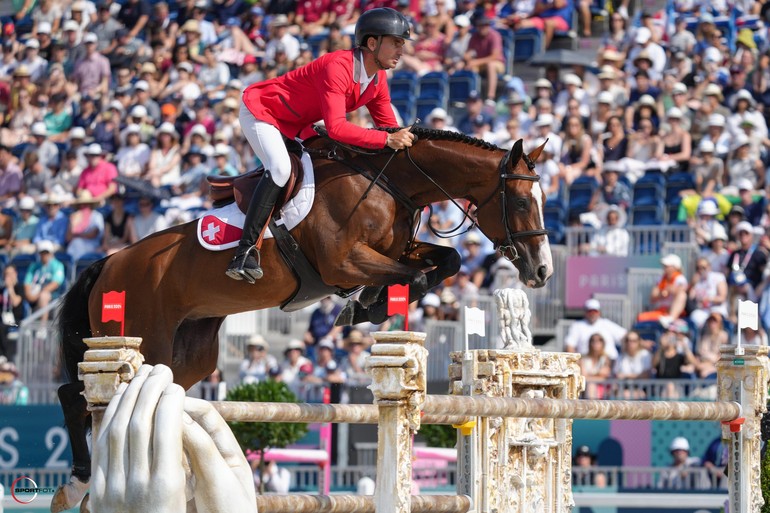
[591,293,632,328]
[588,378,718,401]
[16,299,61,386]
[566,226,693,256]
[524,244,568,336]
[627,267,664,321]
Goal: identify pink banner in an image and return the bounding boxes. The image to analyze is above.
[565,256,658,309]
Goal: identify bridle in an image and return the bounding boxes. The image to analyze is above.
[492,150,549,261]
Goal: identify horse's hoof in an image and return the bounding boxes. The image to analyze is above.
[51,477,90,513]
[335,301,356,326]
[359,286,384,308]
[79,493,91,513]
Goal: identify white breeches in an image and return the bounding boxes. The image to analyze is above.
[239,103,292,187]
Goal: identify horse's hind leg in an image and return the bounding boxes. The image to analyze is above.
[401,241,461,289]
[51,382,91,513]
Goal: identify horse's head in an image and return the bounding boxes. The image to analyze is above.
[475,139,553,288]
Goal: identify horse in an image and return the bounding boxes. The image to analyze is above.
[52,129,552,511]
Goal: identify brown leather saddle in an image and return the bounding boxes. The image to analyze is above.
[206,152,305,213]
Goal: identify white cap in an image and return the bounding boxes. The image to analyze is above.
[213,143,229,157]
[422,292,441,308]
[534,78,552,89]
[660,254,682,269]
[37,21,52,34]
[286,339,305,352]
[597,91,614,105]
[109,100,124,112]
[699,139,715,153]
[708,113,725,127]
[25,38,40,49]
[669,437,690,452]
[563,73,582,87]
[711,223,728,241]
[85,143,103,155]
[36,240,55,253]
[318,338,335,351]
[63,20,79,32]
[704,46,722,64]
[597,65,616,80]
[635,27,651,44]
[737,220,755,234]
[177,61,193,73]
[18,196,35,210]
[697,200,719,216]
[667,107,683,119]
[125,123,141,134]
[427,107,448,122]
[190,124,208,137]
[130,105,148,118]
[732,132,750,151]
[227,78,243,90]
[158,122,177,136]
[672,82,687,95]
[134,80,149,91]
[70,126,86,139]
[637,94,656,107]
[737,178,754,191]
[453,14,471,27]
[31,122,47,136]
[584,298,601,311]
[535,113,554,127]
[83,32,98,44]
[704,83,723,97]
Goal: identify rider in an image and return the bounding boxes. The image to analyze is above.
[227,8,417,283]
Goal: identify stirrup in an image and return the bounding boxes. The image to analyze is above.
[226,246,264,284]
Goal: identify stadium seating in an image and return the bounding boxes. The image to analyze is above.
[54,251,75,286]
[665,172,696,204]
[417,71,449,103]
[567,176,599,218]
[544,199,567,244]
[632,181,664,207]
[496,27,515,74]
[389,70,419,101]
[75,252,106,279]
[448,70,481,106]
[515,28,543,62]
[11,253,38,283]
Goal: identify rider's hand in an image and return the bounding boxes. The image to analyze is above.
[386,128,416,150]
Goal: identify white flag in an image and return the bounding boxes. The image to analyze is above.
[465,306,486,337]
[738,300,759,330]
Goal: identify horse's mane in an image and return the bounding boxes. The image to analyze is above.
[374,126,501,152]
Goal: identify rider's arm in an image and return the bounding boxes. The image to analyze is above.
[366,76,399,128]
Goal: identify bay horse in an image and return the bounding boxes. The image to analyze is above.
[52,129,552,511]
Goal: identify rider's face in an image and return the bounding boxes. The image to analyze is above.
[370,35,405,69]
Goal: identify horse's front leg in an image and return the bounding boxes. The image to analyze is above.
[333,245,428,326]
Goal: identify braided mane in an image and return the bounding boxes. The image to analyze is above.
[374,126,501,152]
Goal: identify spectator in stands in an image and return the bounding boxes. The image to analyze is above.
[624,115,660,182]
[200,367,226,401]
[0,145,22,206]
[728,89,767,142]
[133,196,168,240]
[66,190,104,261]
[572,445,607,487]
[587,204,630,256]
[439,288,459,320]
[0,265,25,362]
[102,194,136,255]
[533,114,562,165]
[23,122,59,174]
[646,254,688,328]
[597,164,631,211]
[419,292,442,324]
[77,143,118,203]
[427,108,458,133]
[21,152,52,202]
[564,299,623,359]
[512,0,572,50]
[659,437,706,490]
[688,257,728,329]
[9,196,39,256]
[559,114,598,183]
[601,116,628,165]
[726,133,764,192]
[253,460,291,493]
[555,74,590,120]
[627,27,666,79]
[700,114,731,161]
[147,122,182,188]
[692,199,722,247]
[305,297,342,362]
[280,339,312,396]
[239,335,278,384]
[726,221,767,307]
[580,333,612,399]
[653,326,697,397]
[701,223,729,274]
[33,194,68,252]
[657,108,691,172]
[72,32,110,99]
[689,140,723,197]
[0,357,28,405]
[701,436,728,489]
[264,15,300,65]
[464,16,504,104]
[24,240,65,322]
[613,331,652,397]
[695,312,728,380]
[530,137,560,199]
[318,23,352,56]
[735,179,764,225]
[339,329,371,388]
[304,338,345,401]
[444,14,472,73]
[401,15,446,74]
[116,125,151,180]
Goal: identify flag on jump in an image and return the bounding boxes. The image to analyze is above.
[387,284,409,331]
[102,290,126,336]
[738,299,758,330]
[465,306,486,337]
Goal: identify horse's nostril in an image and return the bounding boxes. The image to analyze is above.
[537,265,548,282]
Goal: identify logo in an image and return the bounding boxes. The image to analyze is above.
[11,475,55,504]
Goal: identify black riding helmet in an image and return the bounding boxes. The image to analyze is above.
[355,7,412,47]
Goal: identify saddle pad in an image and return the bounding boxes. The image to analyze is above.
[197,152,315,251]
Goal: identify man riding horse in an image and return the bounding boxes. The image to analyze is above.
[228,8,417,283]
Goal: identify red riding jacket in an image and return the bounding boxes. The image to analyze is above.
[242,49,398,149]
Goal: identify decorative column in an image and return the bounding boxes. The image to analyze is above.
[450,289,583,513]
[78,337,145,436]
[717,344,770,513]
[365,331,428,513]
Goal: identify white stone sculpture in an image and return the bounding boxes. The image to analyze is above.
[494,288,533,350]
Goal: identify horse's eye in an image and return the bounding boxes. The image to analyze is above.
[515,198,528,210]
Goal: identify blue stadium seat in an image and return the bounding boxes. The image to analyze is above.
[55,251,75,286]
[637,171,666,187]
[418,71,449,103]
[666,172,696,203]
[389,70,419,101]
[631,205,664,226]
[516,29,543,62]
[416,98,443,123]
[75,252,105,279]
[391,98,416,125]
[632,320,666,347]
[667,198,685,225]
[11,253,38,282]
[632,183,664,207]
[306,33,328,58]
[11,143,29,159]
[448,70,480,105]
[544,198,567,221]
[568,177,599,218]
[496,27,515,74]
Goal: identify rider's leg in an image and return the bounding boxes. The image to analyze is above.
[226,106,291,283]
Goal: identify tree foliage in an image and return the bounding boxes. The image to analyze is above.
[417,423,457,449]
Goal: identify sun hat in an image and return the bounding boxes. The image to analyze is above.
[660,254,682,269]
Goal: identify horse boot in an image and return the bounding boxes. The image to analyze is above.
[226,172,282,284]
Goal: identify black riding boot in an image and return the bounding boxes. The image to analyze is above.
[226,172,283,284]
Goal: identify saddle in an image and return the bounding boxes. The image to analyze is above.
[207,151,305,213]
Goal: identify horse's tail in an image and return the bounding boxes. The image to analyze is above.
[58,257,108,383]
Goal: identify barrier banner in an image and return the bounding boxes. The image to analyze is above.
[565,255,659,309]
[387,284,409,330]
[101,290,126,336]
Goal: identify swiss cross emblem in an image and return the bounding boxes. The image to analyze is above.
[202,222,221,242]
[197,215,243,249]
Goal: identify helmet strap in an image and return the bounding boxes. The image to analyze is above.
[363,35,388,71]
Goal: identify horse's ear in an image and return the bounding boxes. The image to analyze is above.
[528,139,546,163]
[509,139,524,168]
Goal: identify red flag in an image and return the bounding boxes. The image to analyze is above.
[101,291,126,336]
[387,284,409,331]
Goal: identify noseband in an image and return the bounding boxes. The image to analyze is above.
[496,151,549,261]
